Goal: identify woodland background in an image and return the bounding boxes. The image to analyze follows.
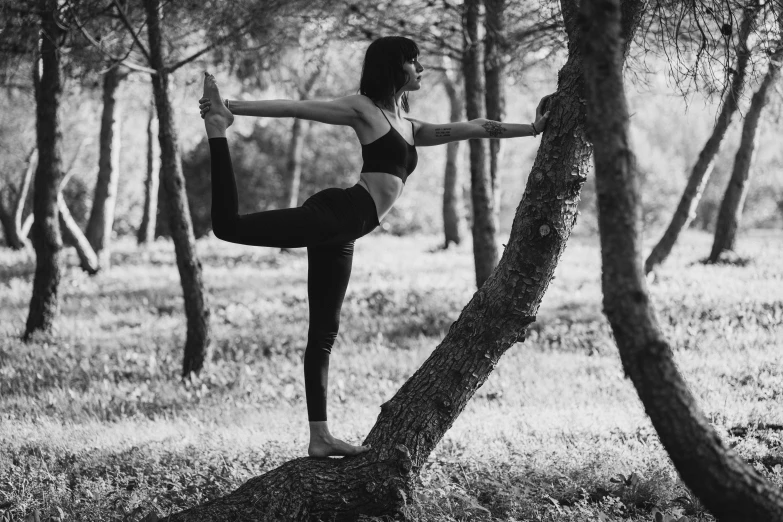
[1,0,783,521]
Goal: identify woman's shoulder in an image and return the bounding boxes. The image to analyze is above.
[338,94,378,114]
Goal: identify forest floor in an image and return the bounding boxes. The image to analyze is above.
[1,229,781,522]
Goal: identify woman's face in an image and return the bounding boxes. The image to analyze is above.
[399,56,424,92]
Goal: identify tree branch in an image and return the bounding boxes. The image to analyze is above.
[65,0,157,75]
[166,43,214,73]
[111,0,153,65]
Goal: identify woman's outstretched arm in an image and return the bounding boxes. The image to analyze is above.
[410,93,552,147]
[199,94,368,127]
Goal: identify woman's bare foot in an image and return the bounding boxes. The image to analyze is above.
[308,421,371,458]
[202,72,234,138]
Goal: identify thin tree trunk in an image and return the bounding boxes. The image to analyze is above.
[283,118,307,209]
[58,194,99,275]
[484,0,505,231]
[0,148,36,249]
[463,0,498,288]
[25,1,64,340]
[644,4,758,274]
[138,100,160,245]
[0,193,14,246]
[144,0,211,376]
[708,40,783,262]
[21,213,34,240]
[583,0,783,517]
[85,65,123,269]
[441,68,464,248]
[158,2,646,520]
[283,69,320,210]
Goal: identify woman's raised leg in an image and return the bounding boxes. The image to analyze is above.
[202,73,233,139]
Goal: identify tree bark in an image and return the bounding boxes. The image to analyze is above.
[582,0,783,519]
[85,65,124,269]
[463,0,498,288]
[58,193,99,275]
[484,0,505,230]
[25,1,64,340]
[644,3,758,274]
[158,2,646,520]
[144,0,211,376]
[708,39,783,263]
[441,68,464,249]
[138,100,160,245]
[0,147,36,249]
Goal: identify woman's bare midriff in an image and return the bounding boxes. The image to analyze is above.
[356,172,404,223]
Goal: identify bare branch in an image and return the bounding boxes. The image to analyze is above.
[65,0,157,75]
[166,43,214,73]
[111,0,152,65]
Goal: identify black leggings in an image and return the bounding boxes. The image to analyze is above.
[209,138,380,422]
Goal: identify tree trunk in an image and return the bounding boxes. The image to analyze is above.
[463,0,498,288]
[144,0,211,376]
[484,0,505,231]
[85,65,123,269]
[283,118,307,209]
[158,2,646,520]
[644,4,757,274]
[283,69,321,210]
[441,68,464,249]
[0,192,14,246]
[582,0,783,519]
[0,147,36,249]
[708,41,783,262]
[25,1,64,340]
[58,193,99,275]
[138,100,160,245]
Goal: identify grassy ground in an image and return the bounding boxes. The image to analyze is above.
[1,229,781,522]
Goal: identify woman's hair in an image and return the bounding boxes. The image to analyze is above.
[359,36,419,113]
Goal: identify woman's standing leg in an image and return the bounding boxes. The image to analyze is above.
[305,241,371,457]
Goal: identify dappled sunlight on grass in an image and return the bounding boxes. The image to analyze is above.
[1,231,781,520]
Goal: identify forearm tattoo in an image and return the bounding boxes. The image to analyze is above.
[434,127,451,137]
[482,120,507,138]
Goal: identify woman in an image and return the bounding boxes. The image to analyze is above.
[199,36,551,458]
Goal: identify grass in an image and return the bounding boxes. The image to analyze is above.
[1,229,781,521]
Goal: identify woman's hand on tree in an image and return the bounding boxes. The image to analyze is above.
[199,97,211,119]
[533,93,554,133]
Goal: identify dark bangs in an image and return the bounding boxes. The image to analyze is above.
[359,36,419,113]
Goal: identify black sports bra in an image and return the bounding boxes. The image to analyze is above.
[360,104,418,183]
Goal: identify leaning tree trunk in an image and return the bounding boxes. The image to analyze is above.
[708,39,783,263]
[144,0,211,375]
[0,148,37,249]
[58,194,99,275]
[85,65,124,270]
[158,2,645,521]
[463,0,498,288]
[25,2,64,340]
[484,0,505,231]
[582,0,783,518]
[441,68,464,248]
[644,4,757,274]
[138,100,160,245]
